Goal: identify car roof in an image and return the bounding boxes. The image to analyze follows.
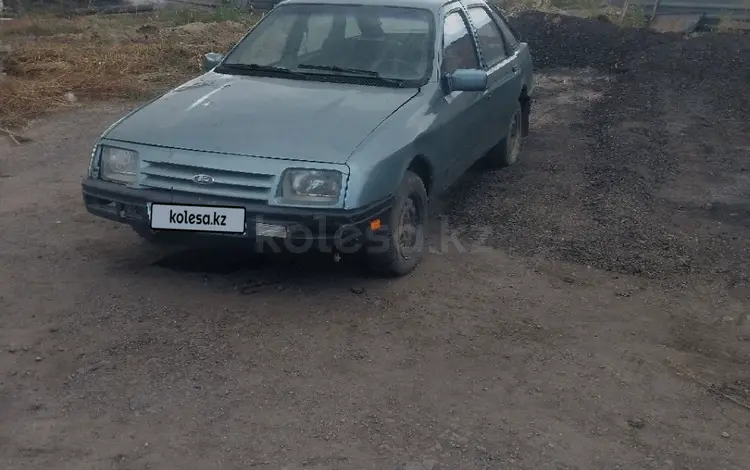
[275,0,461,11]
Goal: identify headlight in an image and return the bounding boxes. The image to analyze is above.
[100,146,139,184]
[282,169,342,203]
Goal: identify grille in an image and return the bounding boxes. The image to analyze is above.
[140,160,274,202]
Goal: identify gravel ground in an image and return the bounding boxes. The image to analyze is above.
[1,12,750,470]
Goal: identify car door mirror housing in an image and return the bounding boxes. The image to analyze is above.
[442,69,488,93]
[203,52,225,72]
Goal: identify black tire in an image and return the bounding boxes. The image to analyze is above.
[486,101,523,168]
[364,170,428,277]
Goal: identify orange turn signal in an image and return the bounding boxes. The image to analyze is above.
[370,219,382,231]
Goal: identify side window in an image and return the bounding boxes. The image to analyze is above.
[467,7,508,67]
[488,6,519,50]
[442,11,480,74]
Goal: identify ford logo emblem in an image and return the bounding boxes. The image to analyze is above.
[192,174,214,185]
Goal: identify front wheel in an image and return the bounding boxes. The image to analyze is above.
[364,170,428,277]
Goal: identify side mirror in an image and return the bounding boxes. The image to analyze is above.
[203,52,225,72]
[443,69,488,93]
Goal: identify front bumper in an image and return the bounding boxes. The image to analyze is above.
[82,178,392,250]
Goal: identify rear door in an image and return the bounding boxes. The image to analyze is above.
[464,3,523,149]
[488,4,533,101]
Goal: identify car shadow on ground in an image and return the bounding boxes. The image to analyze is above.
[149,244,382,291]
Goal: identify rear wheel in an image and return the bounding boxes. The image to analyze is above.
[486,102,523,168]
[365,170,427,277]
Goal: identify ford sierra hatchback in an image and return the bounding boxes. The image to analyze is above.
[82,0,534,277]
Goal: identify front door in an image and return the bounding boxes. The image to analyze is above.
[465,4,523,153]
[432,8,488,187]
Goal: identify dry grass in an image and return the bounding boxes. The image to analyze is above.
[0,8,255,128]
[0,16,84,36]
[496,0,645,26]
[717,12,750,33]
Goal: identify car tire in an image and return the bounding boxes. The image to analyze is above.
[364,170,428,277]
[486,101,523,168]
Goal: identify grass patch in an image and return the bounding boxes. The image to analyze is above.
[496,0,600,10]
[0,7,256,128]
[549,0,600,9]
[155,4,255,25]
[0,17,84,36]
[496,0,645,25]
[620,6,645,28]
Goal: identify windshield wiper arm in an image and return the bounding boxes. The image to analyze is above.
[219,63,306,77]
[297,64,407,86]
[298,64,381,76]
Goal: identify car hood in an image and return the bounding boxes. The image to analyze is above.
[104,72,419,164]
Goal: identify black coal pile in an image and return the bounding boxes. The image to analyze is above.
[508,10,675,71]
[445,10,750,283]
[578,30,750,279]
[628,32,750,116]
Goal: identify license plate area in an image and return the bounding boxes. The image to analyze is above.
[150,203,246,234]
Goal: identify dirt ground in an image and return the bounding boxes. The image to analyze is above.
[1,11,750,470]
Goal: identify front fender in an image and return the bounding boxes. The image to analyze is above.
[345,146,419,209]
[344,89,435,209]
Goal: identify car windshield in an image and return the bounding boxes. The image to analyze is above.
[219,4,434,85]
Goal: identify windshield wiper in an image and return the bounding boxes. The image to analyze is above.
[297,64,407,87]
[298,64,381,76]
[218,63,306,78]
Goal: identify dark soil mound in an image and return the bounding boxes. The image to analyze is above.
[445,11,750,284]
[508,10,675,71]
[577,31,750,279]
